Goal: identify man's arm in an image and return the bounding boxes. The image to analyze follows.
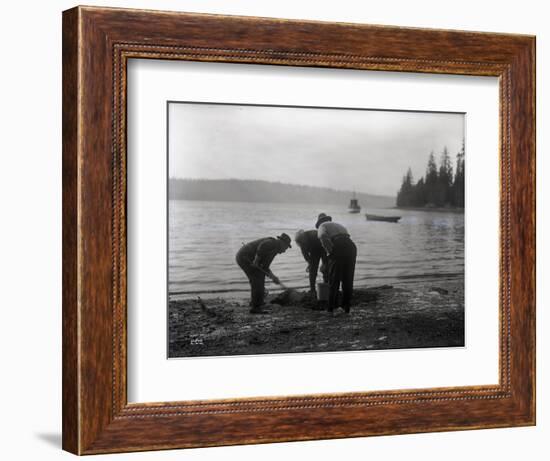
[254,240,282,284]
[299,244,311,263]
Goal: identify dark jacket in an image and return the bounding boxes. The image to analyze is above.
[298,230,326,263]
[236,237,280,270]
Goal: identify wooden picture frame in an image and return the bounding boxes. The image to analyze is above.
[62,5,535,455]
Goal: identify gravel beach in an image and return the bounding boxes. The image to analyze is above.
[168,278,464,358]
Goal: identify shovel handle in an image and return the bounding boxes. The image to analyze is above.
[247,259,287,289]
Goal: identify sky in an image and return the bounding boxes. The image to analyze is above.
[168,102,464,197]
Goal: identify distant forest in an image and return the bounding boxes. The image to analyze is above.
[169,178,394,208]
[396,143,465,209]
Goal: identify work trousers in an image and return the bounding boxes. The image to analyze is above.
[309,255,328,292]
[236,253,266,308]
[327,236,357,312]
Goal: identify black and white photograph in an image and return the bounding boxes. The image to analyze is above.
[3,0,541,458]
[167,102,466,358]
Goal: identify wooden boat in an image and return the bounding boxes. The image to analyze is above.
[348,193,361,213]
[365,213,401,223]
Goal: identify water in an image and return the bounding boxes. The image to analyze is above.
[168,200,464,298]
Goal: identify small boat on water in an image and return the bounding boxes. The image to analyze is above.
[348,193,361,213]
[366,213,401,223]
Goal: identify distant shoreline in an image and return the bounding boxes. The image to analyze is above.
[393,206,465,213]
[169,178,395,208]
[169,197,397,209]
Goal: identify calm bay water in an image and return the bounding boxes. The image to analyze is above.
[168,200,464,298]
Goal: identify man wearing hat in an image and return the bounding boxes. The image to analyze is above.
[295,229,328,295]
[316,213,357,313]
[236,233,292,313]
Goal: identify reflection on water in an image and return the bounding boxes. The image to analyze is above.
[169,200,464,297]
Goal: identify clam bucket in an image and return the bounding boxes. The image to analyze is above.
[316,282,329,301]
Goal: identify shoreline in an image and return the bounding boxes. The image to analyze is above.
[393,206,464,213]
[168,279,464,358]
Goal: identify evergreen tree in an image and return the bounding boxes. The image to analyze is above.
[396,168,414,207]
[395,141,464,209]
[437,147,453,206]
[415,177,425,206]
[453,142,465,207]
[424,151,438,206]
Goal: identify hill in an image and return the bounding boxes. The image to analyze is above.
[169,178,394,208]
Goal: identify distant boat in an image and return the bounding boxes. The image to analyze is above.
[348,193,361,213]
[366,213,401,223]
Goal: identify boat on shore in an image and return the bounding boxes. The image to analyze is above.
[348,192,361,213]
[366,213,401,223]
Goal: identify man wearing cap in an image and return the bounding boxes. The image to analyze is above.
[236,233,292,314]
[295,229,328,295]
[316,213,357,313]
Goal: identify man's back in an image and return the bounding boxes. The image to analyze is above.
[237,237,279,269]
[302,229,324,256]
[317,222,349,254]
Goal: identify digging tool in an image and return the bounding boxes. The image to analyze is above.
[245,259,291,290]
[252,264,289,289]
[243,259,304,306]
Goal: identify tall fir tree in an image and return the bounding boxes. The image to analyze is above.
[414,177,426,206]
[424,151,438,206]
[453,141,465,207]
[396,168,414,207]
[437,147,454,206]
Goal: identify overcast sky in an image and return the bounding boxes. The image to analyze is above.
[168,102,464,197]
